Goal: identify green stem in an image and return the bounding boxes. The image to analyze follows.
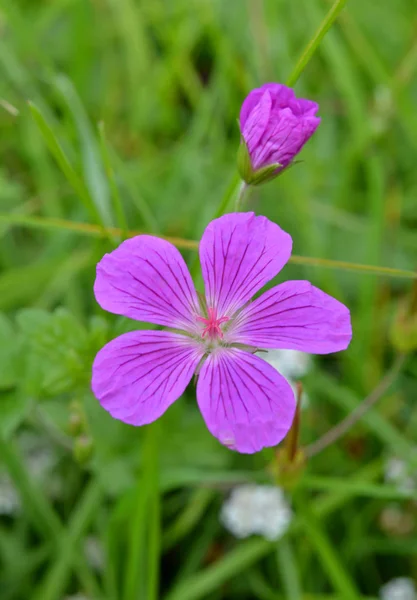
[0,436,62,540]
[212,171,242,219]
[305,354,406,458]
[234,182,251,211]
[285,0,349,87]
[124,423,160,600]
[98,121,128,239]
[1,212,416,280]
[147,422,161,600]
[34,480,103,600]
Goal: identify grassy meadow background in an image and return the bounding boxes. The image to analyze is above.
[1,0,417,598]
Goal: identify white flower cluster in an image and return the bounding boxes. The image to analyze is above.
[220,484,292,541]
[384,456,417,494]
[261,349,312,408]
[380,578,417,600]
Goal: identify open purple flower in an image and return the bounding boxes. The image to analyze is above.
[238,83,320,185]
[92,213,351,454]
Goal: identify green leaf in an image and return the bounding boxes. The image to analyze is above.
[28,101,104,226]
[0,391,31,438]
[16,307,91,397]
[300,504,361,600]
[54,75,113,228]
[236,138,253,183]
[248,161,282,186]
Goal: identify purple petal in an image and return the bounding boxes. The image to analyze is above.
[92,330,204,425]
[251,110,320,169]
[250,107,300,169]
[239,83,320,171]
[260,83,297,110]
[199,212,292,317]
[196,348,296,453]
[239,83,296,128]
[241,90,272,151]
[240,89,265,130]
[94,235,199,330]
[226,280,352,354]
[296,98,319,117]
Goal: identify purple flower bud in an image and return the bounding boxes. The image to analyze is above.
[238,83,320,185]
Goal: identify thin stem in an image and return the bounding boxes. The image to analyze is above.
[286,382,303,461]
[285,0,348,87]
[98,121,128,238]
[1,212,416,280]
[234,181,250,210]
[305,354,406,458]
[212,171,242,219]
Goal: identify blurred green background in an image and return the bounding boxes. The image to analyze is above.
[1,0,417,598]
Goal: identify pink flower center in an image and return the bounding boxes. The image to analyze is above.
[197,307,230,340]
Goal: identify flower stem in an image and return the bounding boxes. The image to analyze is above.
[305,354,406,458]
[285,0,348,87]
[284,383,303,462]
[234,182,251,211]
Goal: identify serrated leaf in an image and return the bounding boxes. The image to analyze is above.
[16,307,91,397]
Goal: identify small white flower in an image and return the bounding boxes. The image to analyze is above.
[19,432,56,480]
[220,484,292,541]
[262,349,311,380]
[84,535,104,571]
[260,349,311,409]
[385,457,416,494]
[0,475,20,516]
[380,577,417,600]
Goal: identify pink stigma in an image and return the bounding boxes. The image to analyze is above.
[197,307,230,339]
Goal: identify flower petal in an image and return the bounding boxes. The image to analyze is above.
[92,330,204,425]
[241,90,272,152]
[227,280,352,353]
[199,213,292,317]
[240,83,296,128]
[251,109,320,170]
[94,235,199,330]
[296,98,320,117]
[196,348,296,453]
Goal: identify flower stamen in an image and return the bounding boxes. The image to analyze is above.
[197,307,230,339]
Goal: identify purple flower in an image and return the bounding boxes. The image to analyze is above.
[92,213,351,454]
[238,83,320,184]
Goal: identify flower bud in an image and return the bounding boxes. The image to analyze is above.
[68,400,86,437]
[390,282,417,352]
[73,435,94,464]
[269,383,306,489]
[238,83,320,186]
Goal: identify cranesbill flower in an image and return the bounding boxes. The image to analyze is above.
[238,83,320,185]
[92,212,351,453]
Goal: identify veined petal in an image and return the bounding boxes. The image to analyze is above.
[240,84,297,128]
[92,331,204,425]
[227,280,352,353]
[199,213,292,317]
[94,235,199,330]
[196,349,296,454]
[241,90,272,152]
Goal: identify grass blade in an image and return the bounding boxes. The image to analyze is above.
[28,101,105,227]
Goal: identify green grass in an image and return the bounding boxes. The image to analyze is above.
[1,0,417,598]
